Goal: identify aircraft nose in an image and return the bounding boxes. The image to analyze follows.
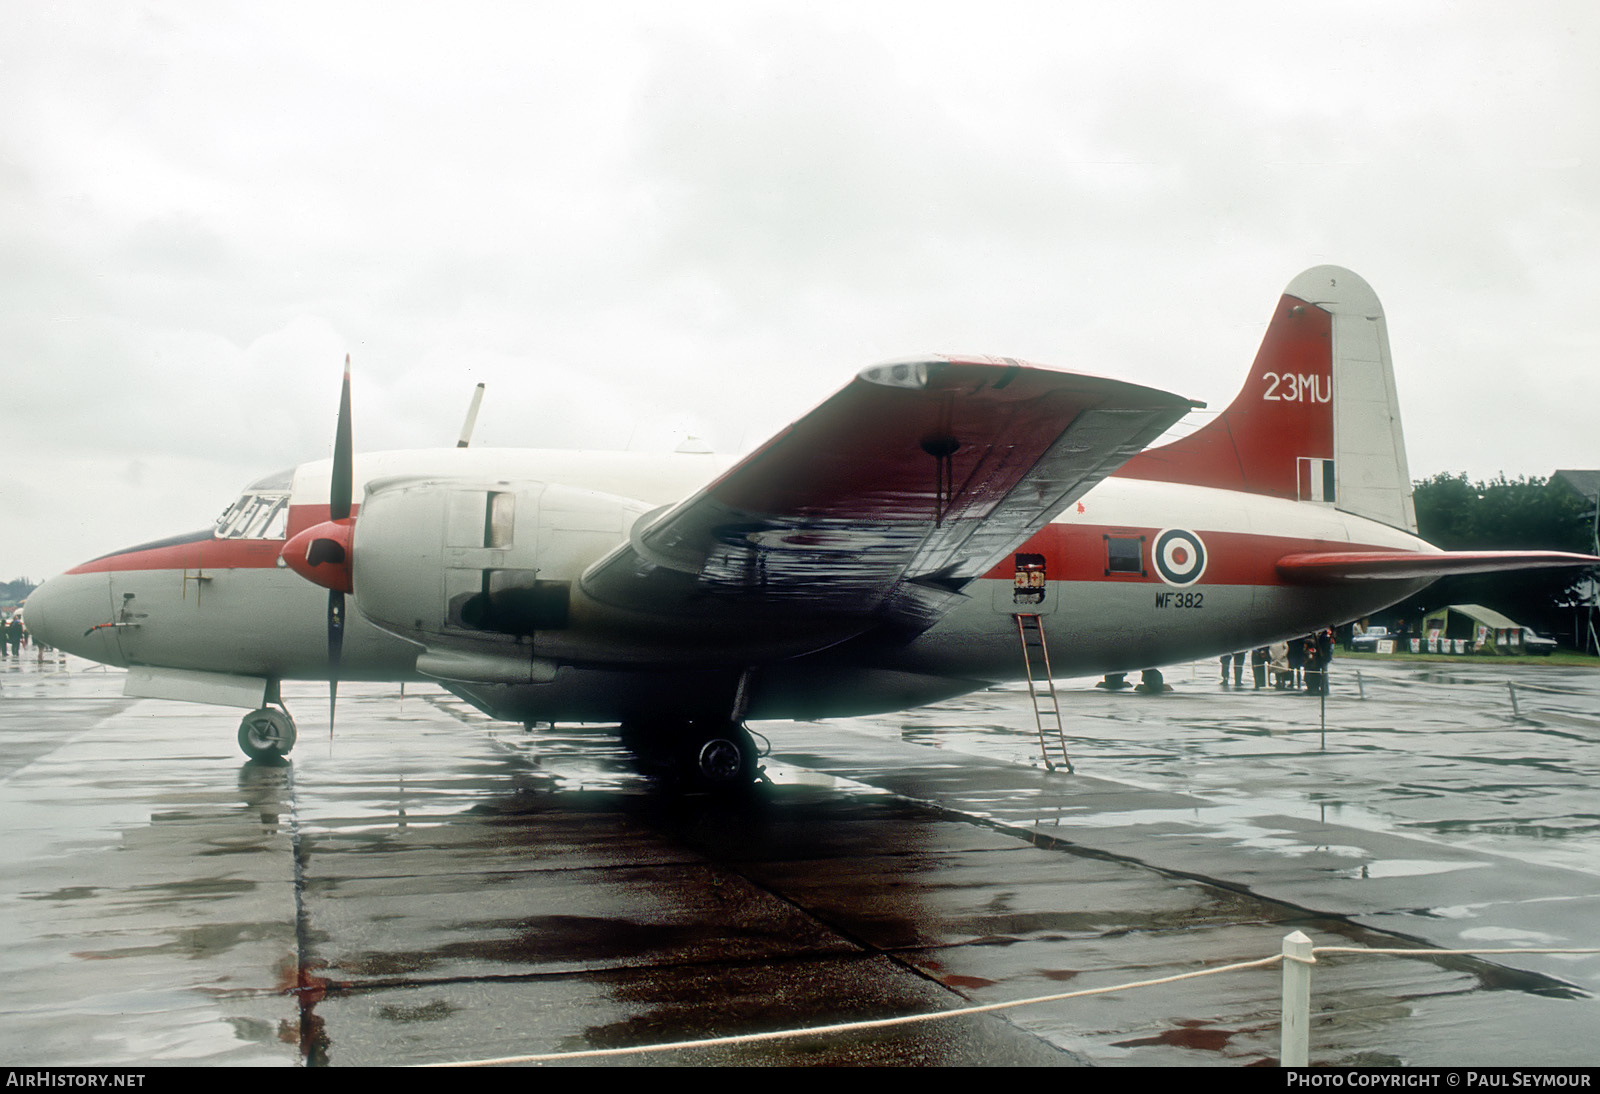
[24,571,124,665]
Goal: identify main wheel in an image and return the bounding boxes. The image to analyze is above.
[685,722,757,789]
[238,708,297,761]
[696,735,747,783]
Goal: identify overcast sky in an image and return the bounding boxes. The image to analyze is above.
[3,1,1597,581]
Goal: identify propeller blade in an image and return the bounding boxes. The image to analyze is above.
[330,355,354,522]
[328,357,352,733]
[328,589,345,734]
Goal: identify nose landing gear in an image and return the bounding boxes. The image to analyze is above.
[238,707,297,761]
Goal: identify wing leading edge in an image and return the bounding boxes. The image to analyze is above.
[580,357,1197,641]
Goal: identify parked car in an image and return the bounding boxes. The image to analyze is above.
[1520,628,1558,655]
[1350,626,1389,652]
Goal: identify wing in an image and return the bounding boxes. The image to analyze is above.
[1277,549,1599,584]
[579,357,1196,648]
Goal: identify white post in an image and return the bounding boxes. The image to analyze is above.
[1281,930,1314,1067]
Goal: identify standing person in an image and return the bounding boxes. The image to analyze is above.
[6,616,21,658]
[1302,634,1323,696]
[1219,652,1233,687]
[1313,629,1334,695]
[1251,646,1269,689]
[1287,635,1305,689]
[1270,641,1291,689]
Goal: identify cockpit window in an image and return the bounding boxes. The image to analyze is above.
[244,467,295,492]
[215,471,293,540]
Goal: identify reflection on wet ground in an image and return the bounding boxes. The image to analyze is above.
[0,655,1596,1065]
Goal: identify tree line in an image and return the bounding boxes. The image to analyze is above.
[1391,473,1596,642]
[1,578,37,608]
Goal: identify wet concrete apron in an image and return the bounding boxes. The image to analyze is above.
[0,657,1595,1066]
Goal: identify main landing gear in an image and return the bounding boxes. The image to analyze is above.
[238,707,297,762]
[622,717,763,790]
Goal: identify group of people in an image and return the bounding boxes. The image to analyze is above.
[1220,630,1335,695]
[0,614,55,662]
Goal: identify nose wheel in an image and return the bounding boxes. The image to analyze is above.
[238,707,297,761]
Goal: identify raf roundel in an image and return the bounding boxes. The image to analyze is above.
[1153,528,1207,587]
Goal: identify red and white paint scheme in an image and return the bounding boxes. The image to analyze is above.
[26,267,1595,780]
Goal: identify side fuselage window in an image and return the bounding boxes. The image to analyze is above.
[1104,535,1145,576]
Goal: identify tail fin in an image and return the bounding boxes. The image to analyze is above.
[1116,266,1417,533]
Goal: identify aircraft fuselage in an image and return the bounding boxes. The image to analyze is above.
[28,446,1431,726]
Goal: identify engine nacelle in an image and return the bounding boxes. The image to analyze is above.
[351,477,652,649]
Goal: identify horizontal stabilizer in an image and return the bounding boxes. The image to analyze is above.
[1277,549,1599,585]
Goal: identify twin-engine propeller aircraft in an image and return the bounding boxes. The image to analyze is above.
[26,267,1597,785]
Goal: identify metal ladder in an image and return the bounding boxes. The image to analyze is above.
[1014,613,1074,773]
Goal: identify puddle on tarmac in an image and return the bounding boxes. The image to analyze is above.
[1333,859,1490,880]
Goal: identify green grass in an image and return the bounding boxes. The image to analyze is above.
[1336,648,1600,666]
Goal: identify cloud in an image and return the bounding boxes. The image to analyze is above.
[2,2,1598,580]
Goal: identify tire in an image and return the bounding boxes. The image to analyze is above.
[695,735,748,783]
[238,708,297,761]
[686,722,757,789]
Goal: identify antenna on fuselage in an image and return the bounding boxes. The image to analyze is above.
[456,383,485,448]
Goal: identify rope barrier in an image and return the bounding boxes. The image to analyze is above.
[417,943,1598,1067]
[1314,945,1600,958]
[1343,668,1593,700]
[420,955,1287,1066]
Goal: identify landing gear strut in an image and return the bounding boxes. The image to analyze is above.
[238,707,297,761]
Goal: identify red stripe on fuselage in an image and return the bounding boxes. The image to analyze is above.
[980,522,1418,587]
[66,504,355,575]
[67,536,285,574]
[69,497,1414,590]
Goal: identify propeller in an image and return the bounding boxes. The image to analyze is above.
[326,356,353,733]
[282,356,356,735]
